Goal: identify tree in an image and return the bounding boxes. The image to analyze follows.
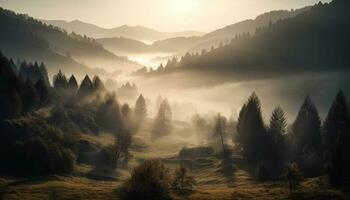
[0,90,22,119]
[236,93,267,165]
[53,70,68,89]
[21,79,40,112]
[213,113,227,155]
[77,75,93,98]
[268,106,286,166]
[134,94,147,126]
[35,79,49,103]
[95,93,123,134]
[172,166,196,193]
[290,96,323,177]
[92,76,104,91]
[323,90,350,186]
[281,163,302,194]
[152,99,172,139]
[118,160,172,200]
[67,75,78,91]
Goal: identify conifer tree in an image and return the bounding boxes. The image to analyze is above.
[77,75,93,97]
[134,94,147,122]
[152,99,172,138]
[67,75,78,91]
[323,90,350,186]
[53,70,68,89]
[268,106,287,166]
[213,113,227,154]
[92,76,105,91]
[236,93,267,164]
[291,96,322,156]
[35,79,49,103]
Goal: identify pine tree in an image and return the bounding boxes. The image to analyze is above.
[134,94,147,122]
[21,79,40,112]
[67,75,78,91]
[53,70,68,89]
[92,76,105,91]
[268,106,287,166]
[35,79,49,103]
[323,90,350,186]
[236,93,267,164]
[291,96,322,156]
[77,75,93,97]
[152,99,172,138]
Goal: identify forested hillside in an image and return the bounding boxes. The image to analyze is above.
[0,7,142,75]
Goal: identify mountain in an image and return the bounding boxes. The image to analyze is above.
[96,6,313,56]
[96,36,202,55]
[0,7,142,76]
[188,6,312,53]
[141,0,350,85]
[42,20,205,42]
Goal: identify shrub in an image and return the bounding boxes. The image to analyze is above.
[118,160,172,200]
[171,166,196,193]
[281,162,303,193]
[0,115,76,176]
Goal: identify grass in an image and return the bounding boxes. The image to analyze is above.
[1,120,350,200]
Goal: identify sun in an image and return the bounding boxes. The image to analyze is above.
[168,0,197,14]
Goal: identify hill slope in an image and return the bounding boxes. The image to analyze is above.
[0,7,141,74]
[42,20,205,42]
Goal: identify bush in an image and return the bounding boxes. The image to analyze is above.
[171,166,196,193]
[0,115,77,176]
[118,160,172,200]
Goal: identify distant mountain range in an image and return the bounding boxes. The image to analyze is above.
[141,0,350,85]
[0,7,142,77]
[93,6,312,56]
[42,20,205,42]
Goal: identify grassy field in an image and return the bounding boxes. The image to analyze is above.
[1,120,349,200]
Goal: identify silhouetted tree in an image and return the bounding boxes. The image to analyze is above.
[92,76,104,91]
[35,79,49,103]
[323,90,350,186]
[172,166,196,192]
[77,75,93,98]
[21,79,40,112]
[134,94,147,127]
[53,70,68,89]
[67,75,78,91]
[236,93,267,165]
[152,99,172,139]
[213,113,227,155]
[290,96,323,177]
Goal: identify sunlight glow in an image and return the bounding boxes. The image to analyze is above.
[168,0,197,14]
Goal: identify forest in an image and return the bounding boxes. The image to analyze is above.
[0,0,350,199]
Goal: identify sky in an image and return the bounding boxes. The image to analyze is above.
[0,0,331,32]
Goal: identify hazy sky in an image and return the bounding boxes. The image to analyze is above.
[0,0,331,32]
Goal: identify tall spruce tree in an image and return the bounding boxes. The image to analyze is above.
[53,70,68,89]
[323,90,350,186]
[236,93,267,164]
[67,75,78,91]
[291,96,322,156]
[213,113,227,155]
[134,94,147,122]
[92,76,105,91]
[77,75,93,97]
[268,106,287,166]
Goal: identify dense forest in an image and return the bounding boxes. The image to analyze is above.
[136,0,350,79]
[0,0,350,199]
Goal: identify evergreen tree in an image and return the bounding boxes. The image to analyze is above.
[268,106,286,167]
[134,94,147,123]
[77,75,93,97]
[21,79,40,112]
[0,90,22,119]
[35,79,49,103]
[323,90,350,186]
[67,75,78,91]
[53,70,68,89]
[236,93,267,165]
[39,62,50,87]
[291,96,323,177]
[291,96,322,156]
[92,76,105,91]
[152,99,172,139]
